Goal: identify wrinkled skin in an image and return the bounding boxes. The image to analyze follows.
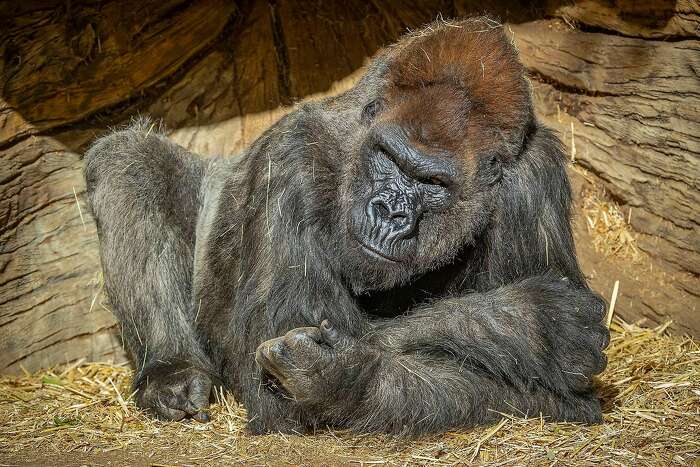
[255,321,377,409]
[84,17,609,435]
[350,124,459,262]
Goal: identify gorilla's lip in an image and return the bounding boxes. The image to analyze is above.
[356,238,402,263]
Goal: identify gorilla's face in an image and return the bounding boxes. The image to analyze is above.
[350,118,459,264]
[321,20,531,292]
[343,88,499,293]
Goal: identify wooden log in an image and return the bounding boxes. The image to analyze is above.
[0,134,126,373]
[273,0,449,100]
[547,0,700,39]
[0,0,235,145]
[147,0,283,131]
[510,19,700,276]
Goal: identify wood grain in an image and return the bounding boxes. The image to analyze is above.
[0,0,235,145]
[511,19,700,276]
[548,0,700,39]
[0,134,125,372]
[1,1,698,374]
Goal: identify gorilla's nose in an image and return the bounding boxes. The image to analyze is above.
[370,197,417,235]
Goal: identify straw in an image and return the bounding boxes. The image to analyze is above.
[1,319,698,465]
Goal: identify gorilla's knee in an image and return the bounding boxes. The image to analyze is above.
[84,119,162,189]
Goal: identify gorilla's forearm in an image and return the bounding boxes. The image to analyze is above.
[85,125,217,421]
[349,353,602,435]
[372,274,609,397]
[255,275,608,433]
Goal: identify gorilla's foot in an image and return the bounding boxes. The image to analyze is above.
[135,359,215,422]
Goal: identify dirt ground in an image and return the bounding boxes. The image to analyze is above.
[568,168,698,336]
[1,319,699,466]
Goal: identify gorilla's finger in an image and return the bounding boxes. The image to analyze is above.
[152,399,187,421]
[283,327,323,347]
[185,374,212,414]
[255,339,289,379]
[320,320,340,345]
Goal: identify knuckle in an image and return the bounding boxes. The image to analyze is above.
[594,352,608,374]
[284,327,324,349]
[254,346,267,365]
[590,295,607,322]
[188,374,212,393]
[589,323,610,350]
[269,340,287,358]
[582,346,607,376]
[284,330,307,348]
[572,292,606,323]
[256,340,286,366]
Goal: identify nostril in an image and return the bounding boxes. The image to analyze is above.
[391,212,408,224]
[369,197,416,231]
[372,200,391,219]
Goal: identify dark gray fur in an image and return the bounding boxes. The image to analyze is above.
[84,21,609,435]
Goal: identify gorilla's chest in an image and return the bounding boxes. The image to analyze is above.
[355,264,469,318]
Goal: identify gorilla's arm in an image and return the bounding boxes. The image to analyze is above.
[85,124,216,421]
[360,276,608,431]
[256,276,607,434]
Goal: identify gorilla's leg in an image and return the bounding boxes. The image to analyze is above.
[85,121,215,421]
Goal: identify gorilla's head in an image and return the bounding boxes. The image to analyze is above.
[309,18,534,292]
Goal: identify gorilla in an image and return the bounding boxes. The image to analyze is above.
[84,17,609,435]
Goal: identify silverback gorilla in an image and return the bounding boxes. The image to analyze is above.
[84,17,609,435]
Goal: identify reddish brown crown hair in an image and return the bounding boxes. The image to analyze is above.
[382,17,531,160]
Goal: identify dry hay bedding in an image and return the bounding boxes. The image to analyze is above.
[0,320,698,466]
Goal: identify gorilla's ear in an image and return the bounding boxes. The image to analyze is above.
[487,154,503,185]
[483,126,585,286]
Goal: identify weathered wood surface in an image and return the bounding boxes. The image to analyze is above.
[0,0,235,146]
[547,0,700,39]
[511,18,700,280]
[0,134,124,371]
[1,0,698,374]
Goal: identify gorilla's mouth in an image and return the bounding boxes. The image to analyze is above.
[356,238,402,263]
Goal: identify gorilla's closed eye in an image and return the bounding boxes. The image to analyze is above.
[421,176,448,188]
[361,99,383,124]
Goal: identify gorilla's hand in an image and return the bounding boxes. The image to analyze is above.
[541,284,610,393]
[134,359,215,422]
[255,321,378,409]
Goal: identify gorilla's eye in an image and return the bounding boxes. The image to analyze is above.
[422,176,448,188]
[361,99,382,124]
